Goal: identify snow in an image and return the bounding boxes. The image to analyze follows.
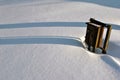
[0,0,120,80]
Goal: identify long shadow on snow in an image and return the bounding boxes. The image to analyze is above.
[0,36,82,47]
[111,24,120,30]
[1,0,120,9]
[68,0,120,8]
[0,22,119,30]
[0,0,64,6]
[0,22,85,29]
[107,41,120,59]
[101,56,120,73]
[100,41,120,72]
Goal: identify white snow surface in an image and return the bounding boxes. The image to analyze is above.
[0,0,120,80]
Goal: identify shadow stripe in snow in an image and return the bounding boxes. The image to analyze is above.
[0,36,82,47]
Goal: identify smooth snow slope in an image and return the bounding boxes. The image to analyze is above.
[0,0,120,80]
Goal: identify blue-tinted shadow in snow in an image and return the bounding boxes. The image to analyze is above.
[0,22,119,30]
[68,0,120,8]
[101,56,120,72]
[100,41,120,72]
[0,36,82,47]
[0,22,85,29]
[107,41,120,60]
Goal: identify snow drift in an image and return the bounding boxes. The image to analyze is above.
[0,0,120,80]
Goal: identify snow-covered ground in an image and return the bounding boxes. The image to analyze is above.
[0,0,120,80]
